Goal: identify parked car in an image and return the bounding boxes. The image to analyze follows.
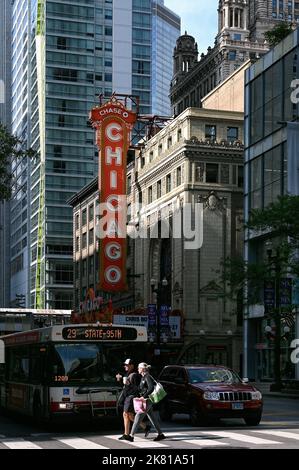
[158,365,263,426]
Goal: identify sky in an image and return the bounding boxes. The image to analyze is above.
[164,0,219,55]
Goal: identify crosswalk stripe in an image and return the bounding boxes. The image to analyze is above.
[107,435,168,448]
[203,431,281,445]
[58,438,108,449]
[2,438,42,449]
[253,430,299,441]
[184,439,228,447]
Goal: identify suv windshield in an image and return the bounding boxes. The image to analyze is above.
[188,368,241,384]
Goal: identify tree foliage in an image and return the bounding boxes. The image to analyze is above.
[0,123,36,202]
[218,195,299,303]
[264,22,293,47]
[246,195,299,243]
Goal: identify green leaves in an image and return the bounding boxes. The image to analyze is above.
[217,195,299,307]
[0,123,37,202]
[264,22,293,47]
[247,195,299,242]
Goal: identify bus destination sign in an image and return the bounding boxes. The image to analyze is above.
[62,326,138,341]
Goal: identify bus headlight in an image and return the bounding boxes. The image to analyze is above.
[59,403,74,409]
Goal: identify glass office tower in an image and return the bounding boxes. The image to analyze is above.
[0,0,12,307]
[151,0,180,116]
[244,29,299,381]
[9,0,180,309]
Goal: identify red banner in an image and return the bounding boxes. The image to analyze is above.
[90,97,136,292]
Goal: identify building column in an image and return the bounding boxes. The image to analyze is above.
[225,6,229,27]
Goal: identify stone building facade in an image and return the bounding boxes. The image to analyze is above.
[170,0,297,116]
[129,107,244,371]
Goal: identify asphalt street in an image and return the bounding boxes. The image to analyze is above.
[0,396,299,449]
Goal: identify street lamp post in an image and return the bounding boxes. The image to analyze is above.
[150,277,168,350]
[266,244,283,391]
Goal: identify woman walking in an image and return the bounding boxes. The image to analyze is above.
[128,362,166,442]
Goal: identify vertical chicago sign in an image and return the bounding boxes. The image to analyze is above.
[90,97,136,292]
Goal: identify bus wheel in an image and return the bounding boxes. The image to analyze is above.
[33,394,42,421]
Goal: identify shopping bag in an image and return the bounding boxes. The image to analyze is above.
[133,397,147,413]
[149,381,167,404]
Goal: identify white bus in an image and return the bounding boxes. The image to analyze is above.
[0,324,147,421]
[0,308,71,336]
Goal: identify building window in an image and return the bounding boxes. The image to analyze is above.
[177,128,182,141]
[82,259,87,278]
[250,157,262,209]
[196,163,204,182]
[227,127,239,142]
[205,125,216,142]
[89,204,94,222]
[82,232,87,249]
[89,228,94,245]
[167,136,172,149]
[127,174,132,194]
[206,163,219,183]
[157,180,162,198]
[158,144,163,156]
[75,236,79,252]
[177,166,182,186]
[149,151,154,162]
[228,51,236,61]
[148,186,153,204]
[82,209,87,226]
[75,214,79,230]
[166,174,172,193]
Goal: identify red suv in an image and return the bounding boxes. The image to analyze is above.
[158,365,263,426]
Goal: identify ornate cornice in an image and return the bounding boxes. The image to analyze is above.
[198,191,227,212]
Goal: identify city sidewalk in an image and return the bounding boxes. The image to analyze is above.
[252,382,299,399]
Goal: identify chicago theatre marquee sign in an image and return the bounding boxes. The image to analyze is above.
[90,97,136,292]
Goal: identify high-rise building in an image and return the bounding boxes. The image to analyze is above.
[9,0,180,309]
[151,0,181,116]
[244,28,299,381]
[249,0,299,41]
[170,0,298,116]
[0,0,12,307]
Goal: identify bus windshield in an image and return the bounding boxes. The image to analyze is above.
[49,343,130,385]
[50,343,115,383]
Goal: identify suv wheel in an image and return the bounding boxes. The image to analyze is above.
[190,404,203,426]
[244,413,262,426]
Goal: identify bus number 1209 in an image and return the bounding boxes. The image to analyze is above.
[54,376,69,382]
